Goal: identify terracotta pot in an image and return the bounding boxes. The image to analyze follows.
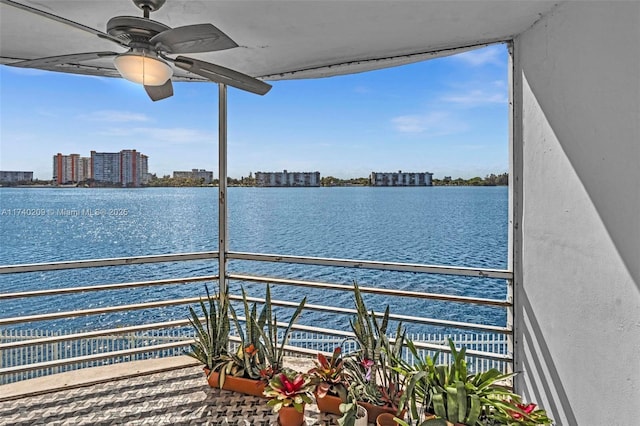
[203,368,267,398]
[376,412,401,426]
[278,405,305,426]
[359,401,400,423]
[314,391,343,415]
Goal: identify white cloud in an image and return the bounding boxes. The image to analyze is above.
[79,110,150,123]
[391,111,467,135]
[442,89,507,106]
[455,46,504,67]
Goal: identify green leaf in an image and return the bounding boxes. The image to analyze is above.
[433,393,446,418]
[465,394,481,425]
[446,384,458,422]
[456,381,466,423]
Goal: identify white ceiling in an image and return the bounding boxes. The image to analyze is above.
[0,0,560,82]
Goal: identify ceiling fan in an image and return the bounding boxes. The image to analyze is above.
[5,0,272,100]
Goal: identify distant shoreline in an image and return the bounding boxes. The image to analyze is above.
[1,184,508,189]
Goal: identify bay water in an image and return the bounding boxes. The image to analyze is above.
[0,186,508,333]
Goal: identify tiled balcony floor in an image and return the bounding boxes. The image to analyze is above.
[0,358,341,425]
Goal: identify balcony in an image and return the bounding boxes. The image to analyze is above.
[0,1,638,425]
[1,252,512,424]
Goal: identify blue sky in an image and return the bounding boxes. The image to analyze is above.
[0,44,508,180]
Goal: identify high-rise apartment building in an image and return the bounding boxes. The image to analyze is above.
[120,150,139,186]
[53,153,92,184]
[54,150,148,186]
[90,150,148,186]
[254,170,321,187]
[139,154,150,184]
[369,170,434,186]
[90,151,121,185]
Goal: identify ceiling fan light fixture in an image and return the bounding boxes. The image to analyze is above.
[114,49,172,86]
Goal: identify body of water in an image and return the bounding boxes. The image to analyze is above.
[0,186,509,333]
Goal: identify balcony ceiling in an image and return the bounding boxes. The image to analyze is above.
[0,0,560,82]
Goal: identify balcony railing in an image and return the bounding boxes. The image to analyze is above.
[0,251,513,387]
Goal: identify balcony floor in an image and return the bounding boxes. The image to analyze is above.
[0,357,340,425]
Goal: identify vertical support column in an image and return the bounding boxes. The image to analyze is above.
[508,40,523,381]
[218,83,228,295]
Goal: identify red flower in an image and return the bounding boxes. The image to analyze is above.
[361,358,374,381]
[245,344,257,356]
[510,403,537,420]
[279,373,305,397]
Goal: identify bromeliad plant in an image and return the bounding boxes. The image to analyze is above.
[487,401,553,426]
[308,347,349,402]
[185,285,230,384]
[263,368,315,414]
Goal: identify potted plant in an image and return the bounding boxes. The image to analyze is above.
[255,285,307,379]
[338,385,369,426]
[308,347,349,415]
[396,338,553,426]
[488,401,553,425]
[185,285,230,386]
[263,369,315,426]
[343,281,408,422]
[210,284,306,397]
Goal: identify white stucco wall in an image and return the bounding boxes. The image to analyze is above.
[514,2,640,425]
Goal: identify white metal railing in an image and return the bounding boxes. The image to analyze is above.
[228,251,512,279]
[0,252,219,274]
[0,328,508,385]
[0,251,513,384]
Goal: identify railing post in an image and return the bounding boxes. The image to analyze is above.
[218,83,229,296]
[507,40,519,379]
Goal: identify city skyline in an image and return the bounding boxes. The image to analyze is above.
[0,45,509,180]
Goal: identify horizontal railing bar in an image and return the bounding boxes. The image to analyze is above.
[228,274,510,307]
[228,294,511,334]
[0,318,346,352]
[0,275,219,300]
[0,317,331,351]
[227,335,323,357]
[0,341,192,375]
[228,251,512,279]
[0,319,193,350]
[0,251,219,274]
[1,294,508,335]
[0,297,204,326]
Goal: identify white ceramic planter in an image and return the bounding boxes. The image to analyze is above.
[354,404,368,426]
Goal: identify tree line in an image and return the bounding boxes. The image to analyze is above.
[10,173,508,187]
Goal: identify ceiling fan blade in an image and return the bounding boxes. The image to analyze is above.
[0,0,128,48]
[144,80,174,102]
[174,56,271,95]
[150,24,238,54]
[8,52,119,68]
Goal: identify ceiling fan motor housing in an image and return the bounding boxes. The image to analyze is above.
[133,0,166,13]
[107,16,170,45]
